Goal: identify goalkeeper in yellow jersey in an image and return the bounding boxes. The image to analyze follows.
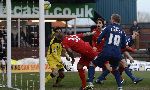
[45,28,69,87]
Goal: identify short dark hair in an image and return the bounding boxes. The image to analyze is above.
[97,18,104,25]
[55,32,64,40]
[53,27,62,32]
[111,14,121,23]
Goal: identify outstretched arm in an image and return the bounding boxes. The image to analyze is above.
[65,48,75,66]
[123,51,134,63]
[82,31,96,37]
[97,27,107,44]
[62,48,70,61]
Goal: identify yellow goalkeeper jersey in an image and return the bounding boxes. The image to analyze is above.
[46,36,62,63]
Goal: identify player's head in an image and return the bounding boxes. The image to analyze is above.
[53,27,62,33]
[55,32,65,42]
[133,20,137,25]
[111,14,121,24]
[96,18,104,29]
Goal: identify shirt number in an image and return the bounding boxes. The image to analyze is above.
[68,35,80,42]
[108,33,121,46]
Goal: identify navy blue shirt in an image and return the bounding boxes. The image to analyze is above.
[97,23,126,58]
[126,35,134,47]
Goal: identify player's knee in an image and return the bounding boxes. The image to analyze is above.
[77,63,84,70]
[89,61,96,67]
[112,66,119,71]
[51,70,59,77]
[77,68,84,72]
[59,73,65,78]
[50,73,56,78]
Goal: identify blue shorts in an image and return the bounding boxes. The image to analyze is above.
[93,52,121,68]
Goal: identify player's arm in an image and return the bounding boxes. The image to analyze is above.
[75,31,96,39]
[91,32,98,51]
[92,39,97,47]
[121,46,136,53]
[82,31,96,37]
[121,31,127,49]
[123,51,134,63]
[91,33,97,47]
[62,48,70,61]
[62,40,75,65]
[65,48,75,66]
[97,27,107,44]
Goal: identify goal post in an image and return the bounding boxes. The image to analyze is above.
[39,0,45,90]
[4,0,77,90]
[6,0,12,88]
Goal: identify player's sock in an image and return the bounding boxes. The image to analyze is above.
[113,70,122,87]
[97,69,110,81]
[54,72,64,86]
[78,69,86,88]
[55,76,62,84]
[45,74,51,83]
[88,66,95,82]
[124,67,135,81]
[45,73,55,83]
[118,67,125,82]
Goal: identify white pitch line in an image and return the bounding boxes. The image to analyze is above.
[0,84,6,87]
[10,87,21,90]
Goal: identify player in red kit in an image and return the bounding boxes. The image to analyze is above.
[90,18,109,82]
[92,18,105,52]
[56,32,111,90]
[61,32,98,90]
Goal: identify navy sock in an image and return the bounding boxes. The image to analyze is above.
[113,70,122,87]
[88,66,95,82]
[124,67,135,81]
[97,69,110,81]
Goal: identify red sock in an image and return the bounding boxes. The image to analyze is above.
[78,69,86,88]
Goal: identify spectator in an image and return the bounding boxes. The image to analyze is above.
[0,29,7,72]
[16,29,28,47]
[130,20,141,50]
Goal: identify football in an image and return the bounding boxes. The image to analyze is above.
[44,1,51,10]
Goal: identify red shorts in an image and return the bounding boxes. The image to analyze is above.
[78,57,91,67]
[121,47,136,53]
[78,51,98,67]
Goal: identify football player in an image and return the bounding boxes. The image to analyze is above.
[86,14,126,90]
[45,28,70,87]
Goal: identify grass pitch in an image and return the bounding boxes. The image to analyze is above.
[0,71,150,90]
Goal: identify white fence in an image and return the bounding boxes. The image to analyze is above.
[11,57,150,72]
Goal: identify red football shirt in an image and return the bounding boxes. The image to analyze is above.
[62,33,97,59]
[92,27,105,52]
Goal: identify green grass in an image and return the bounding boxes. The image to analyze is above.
[0,71,150,90]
